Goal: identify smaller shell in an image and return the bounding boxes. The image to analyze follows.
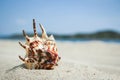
[19,19,61,69]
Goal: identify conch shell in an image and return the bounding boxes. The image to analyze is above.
[19,19,60,69]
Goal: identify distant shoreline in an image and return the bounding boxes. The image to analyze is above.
[0,30,120,43]
[0,38,120,43]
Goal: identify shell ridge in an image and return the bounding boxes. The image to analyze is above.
[19,19,60,69]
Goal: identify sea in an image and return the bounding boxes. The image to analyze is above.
[56,38,120,43]
[0,37,120,43]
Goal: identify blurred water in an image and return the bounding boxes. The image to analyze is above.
[0,38,120,43]
[56,38,120,43]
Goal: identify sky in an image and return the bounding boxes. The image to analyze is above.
[0,0,120,35]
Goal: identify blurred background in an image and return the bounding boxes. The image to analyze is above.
[0,0,120,42]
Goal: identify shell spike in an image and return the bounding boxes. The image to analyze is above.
[39,23,48,39]
[19,42,26,49]
[22,30,30,42]
[33,19,37,37]
[49,35,55,41]
[19,56,25,62]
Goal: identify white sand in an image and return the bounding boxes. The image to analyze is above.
[0,40,120,80]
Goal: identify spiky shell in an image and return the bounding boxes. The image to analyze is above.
[19,19,60,69]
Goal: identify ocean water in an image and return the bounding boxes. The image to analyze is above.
[0,38,120,43]
[56,38,120,43]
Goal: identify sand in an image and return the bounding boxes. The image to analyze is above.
[0,39,120,80]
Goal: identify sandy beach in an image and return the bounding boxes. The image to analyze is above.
[0,39,120,80]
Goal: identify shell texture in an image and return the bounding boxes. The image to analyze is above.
[19,19,60,69]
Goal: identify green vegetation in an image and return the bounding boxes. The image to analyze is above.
[54,30,120,39]
[0,30,120,40]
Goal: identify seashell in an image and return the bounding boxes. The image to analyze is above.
[19,19,61,69]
